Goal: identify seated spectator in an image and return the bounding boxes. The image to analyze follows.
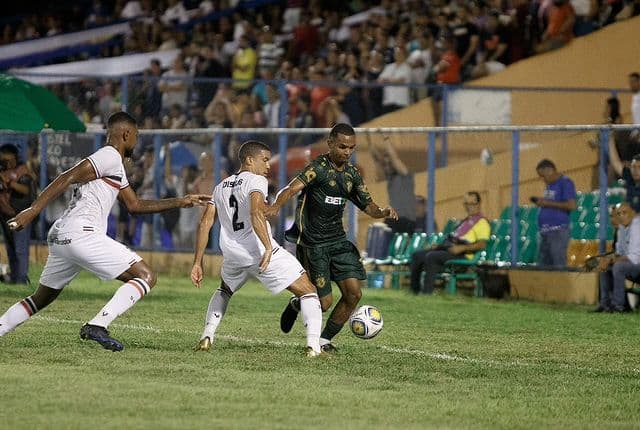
[592,202,639,313]
[409,191,490,294]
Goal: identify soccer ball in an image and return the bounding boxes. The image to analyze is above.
[349,305,383,339]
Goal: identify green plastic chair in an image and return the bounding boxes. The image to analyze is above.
[374,233,409,265]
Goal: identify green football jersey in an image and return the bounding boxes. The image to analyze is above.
[285,154,373,246]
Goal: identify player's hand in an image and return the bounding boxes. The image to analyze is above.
[382,206,398,220]
[7,207,36,231]
[258,249,272,273]
[263,204,280,218]
[191,264,204,288]
[183,194,211,207]
[596,256,612,272]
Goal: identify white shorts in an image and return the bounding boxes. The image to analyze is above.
[221,246,306,294]
[40,231,142,290]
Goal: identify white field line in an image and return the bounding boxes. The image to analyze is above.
[30,315,638,374]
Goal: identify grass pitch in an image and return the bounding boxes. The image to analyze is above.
[2,269,640,429]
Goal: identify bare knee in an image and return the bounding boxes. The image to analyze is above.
[130,261,157,288]
[344,287,362,306]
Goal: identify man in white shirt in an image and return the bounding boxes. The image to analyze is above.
[0,112,210,351]
[378,46,412,114]
[190,140,323,356]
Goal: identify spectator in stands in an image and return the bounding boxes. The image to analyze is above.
[158,55,189,113]
[571,0,598,36]
[409,191,490,294]
[530,159,577,268]
[536,0,576,53]
[471,10,509,79]
[608,137,640,212]
[592,202,639,313]
[378,46,412,114]
[369,135,416,234]
[363,50,385,121]
[257,26,284,72]
[430,36,461,126]
[161,0,189,26]
[451,5,480,81]
[231,34,257,92]
[407,30,433,102]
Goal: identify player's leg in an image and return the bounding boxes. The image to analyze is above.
[280,245,332,333]
[286,273,322,355]
[195,262,247,351]
[0,249,78,336]
[319,241,366,352]
[73,235,149,351]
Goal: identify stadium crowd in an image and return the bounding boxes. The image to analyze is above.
[3,0,639,131]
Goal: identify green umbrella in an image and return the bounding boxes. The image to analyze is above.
[0,74,86,132]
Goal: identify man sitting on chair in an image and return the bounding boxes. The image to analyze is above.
[409,191,490,294]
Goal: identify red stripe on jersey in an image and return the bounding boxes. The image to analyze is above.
[102,178,120,190]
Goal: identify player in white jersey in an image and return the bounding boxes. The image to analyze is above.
[190,140,323,356]
[0,111,210,351]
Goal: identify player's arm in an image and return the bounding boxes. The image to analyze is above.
[263,177,306,217]
[608,134,624,177]
[250,191,273,273]
[8,159,97,231]
[191,203,217,288]
[118,186,210,214]
[364,201,399,220]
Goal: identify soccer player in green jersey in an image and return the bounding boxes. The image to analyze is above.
[265,123,398,352]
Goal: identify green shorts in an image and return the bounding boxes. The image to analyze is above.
[296,240,366,298]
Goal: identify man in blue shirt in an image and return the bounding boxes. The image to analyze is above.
[531,159,577,268]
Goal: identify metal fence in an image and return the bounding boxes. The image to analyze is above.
[2,124,637,267]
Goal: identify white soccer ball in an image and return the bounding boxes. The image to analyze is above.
[349,305,384,340]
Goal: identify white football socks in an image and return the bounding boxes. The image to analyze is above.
[299,293,322,353]
[88,278,150,328]
[0,296,38,336]
[202,287,232,341]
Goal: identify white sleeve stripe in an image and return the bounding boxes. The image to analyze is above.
[88,157,100,178]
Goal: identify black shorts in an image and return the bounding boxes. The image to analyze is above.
[296,240,366,298]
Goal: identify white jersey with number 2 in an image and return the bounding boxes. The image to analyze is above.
[212,171,279,265]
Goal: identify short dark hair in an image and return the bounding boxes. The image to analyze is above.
[631,153,640,162]
[629,72,640,80]
[238,140,271,163]
[466,191,481,203]
[0,144,19,158]
[329,123,355,140]
[107,111,137,129]
[536,159,556,170]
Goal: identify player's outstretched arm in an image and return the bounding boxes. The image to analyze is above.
[364,202,399,221]
[8,159,97,231]
[263,178,306,218]
[191,203,216,288]
[118,186,211,214]
[250,191,273,273]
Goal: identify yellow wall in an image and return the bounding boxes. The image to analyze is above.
[350,17,640,248]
